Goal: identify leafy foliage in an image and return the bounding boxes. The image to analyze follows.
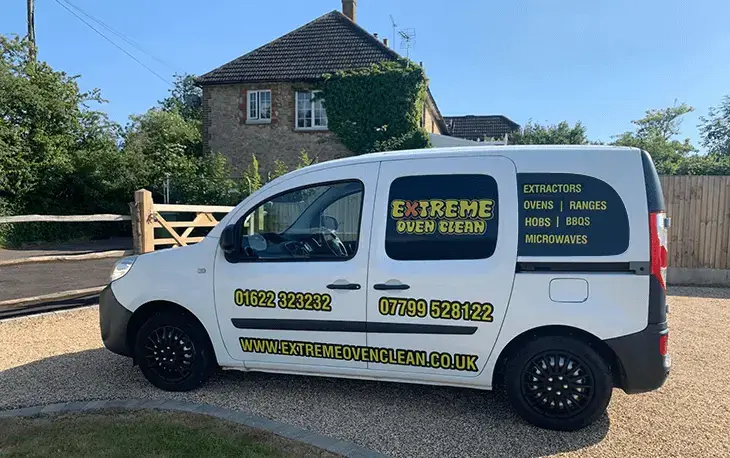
[612,103,697,174]
[241,154,263,194]
[508,120,588,145]
[159,74,202,123]
[0,35,130,244]
[672,154,730,175]
[699,95,730,157]
[0,37,246,245]
[269,159,289,181]
[320,60,430,154]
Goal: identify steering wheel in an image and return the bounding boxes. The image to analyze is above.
[319,227,348,258]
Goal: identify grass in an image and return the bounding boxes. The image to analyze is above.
[0,409,341,458]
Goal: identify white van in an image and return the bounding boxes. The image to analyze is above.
[99,145,671,431]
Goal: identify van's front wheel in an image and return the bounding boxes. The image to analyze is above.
[133,312,215,392]
[504,336,612,431]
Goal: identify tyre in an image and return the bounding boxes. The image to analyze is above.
[503,335,612,431]
[133,311,216,392]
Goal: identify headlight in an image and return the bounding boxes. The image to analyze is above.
[110,255,138,282]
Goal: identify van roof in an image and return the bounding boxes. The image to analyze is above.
[263,144,642,189]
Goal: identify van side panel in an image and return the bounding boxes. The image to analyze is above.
[510,149,649,264]
[485,148,656,388]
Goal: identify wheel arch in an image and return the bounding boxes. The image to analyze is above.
[491,325,621,390]
[126,300,218,365]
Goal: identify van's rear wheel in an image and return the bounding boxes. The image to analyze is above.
[133,311,215,392]
[504,336,612,431]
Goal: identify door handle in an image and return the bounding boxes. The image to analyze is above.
[373,283,410,291]
[326,283,361,290]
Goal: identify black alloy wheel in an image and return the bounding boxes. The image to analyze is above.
[134,311,216,392]
[504,335,612,431]
[143,325,196,384]
[521,351,594,418]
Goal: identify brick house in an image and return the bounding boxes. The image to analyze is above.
[196,1,447,177]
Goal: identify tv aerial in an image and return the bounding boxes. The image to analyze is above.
[389,14,416,59]
[399,28,416,58]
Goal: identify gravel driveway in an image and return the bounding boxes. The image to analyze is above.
[1,287,729,458]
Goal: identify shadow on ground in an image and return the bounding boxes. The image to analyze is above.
[0,348,609,458]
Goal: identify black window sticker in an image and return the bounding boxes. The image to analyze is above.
[386,174,499,261]
[517,173,629,256]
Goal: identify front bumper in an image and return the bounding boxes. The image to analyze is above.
[99,284,133,357]
[605,322,670,394]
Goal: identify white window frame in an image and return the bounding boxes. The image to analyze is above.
[295,90,328,131]
[247,89,271,124]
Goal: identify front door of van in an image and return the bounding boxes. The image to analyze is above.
[214,163,379,371]
[365,156,518,378]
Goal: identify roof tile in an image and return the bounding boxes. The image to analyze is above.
[197,11,401,85]
[444,115,520,141]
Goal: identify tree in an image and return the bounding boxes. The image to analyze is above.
[241,154,262,194]
[612,103,696,174]
[0,34,121,211]
[295,150,316,168]
[0,34,143,244]
[699,95,730,157]
[120,106,241,205]
[159,73,202,123]
[508,121,588,145]
[268,159,289,181]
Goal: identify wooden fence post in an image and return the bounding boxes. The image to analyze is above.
[135,189,154,254]
[128,202,140,254]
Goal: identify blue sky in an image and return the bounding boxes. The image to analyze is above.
[2,0,728,149]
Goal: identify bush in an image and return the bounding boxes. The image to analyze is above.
[320,60,430,154]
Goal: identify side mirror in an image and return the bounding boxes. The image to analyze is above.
[321,215,338,231]
[219,224,237,254]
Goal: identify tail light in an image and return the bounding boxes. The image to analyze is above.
[649,211,669,289]
[659,333,668,356]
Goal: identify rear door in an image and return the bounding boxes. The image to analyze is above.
[365,155,519,378]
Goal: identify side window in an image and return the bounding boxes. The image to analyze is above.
[240,181,364,261]
[385,174,499,261]
[322,193,362,242]
[517,173,630,256]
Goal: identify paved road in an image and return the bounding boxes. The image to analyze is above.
[1,287,728,458]
[0,238,132,302]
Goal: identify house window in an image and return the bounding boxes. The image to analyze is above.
[247,90,271,122]
[296,91,328,130]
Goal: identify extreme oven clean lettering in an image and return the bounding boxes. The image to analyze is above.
[240,337,480,373]
[391,199,494,219]
[390,199,495,236]
[394,220,487,235]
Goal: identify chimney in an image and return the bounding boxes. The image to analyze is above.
[383,38,389,47]
[374,33,378,39]
[342,0,356,22]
